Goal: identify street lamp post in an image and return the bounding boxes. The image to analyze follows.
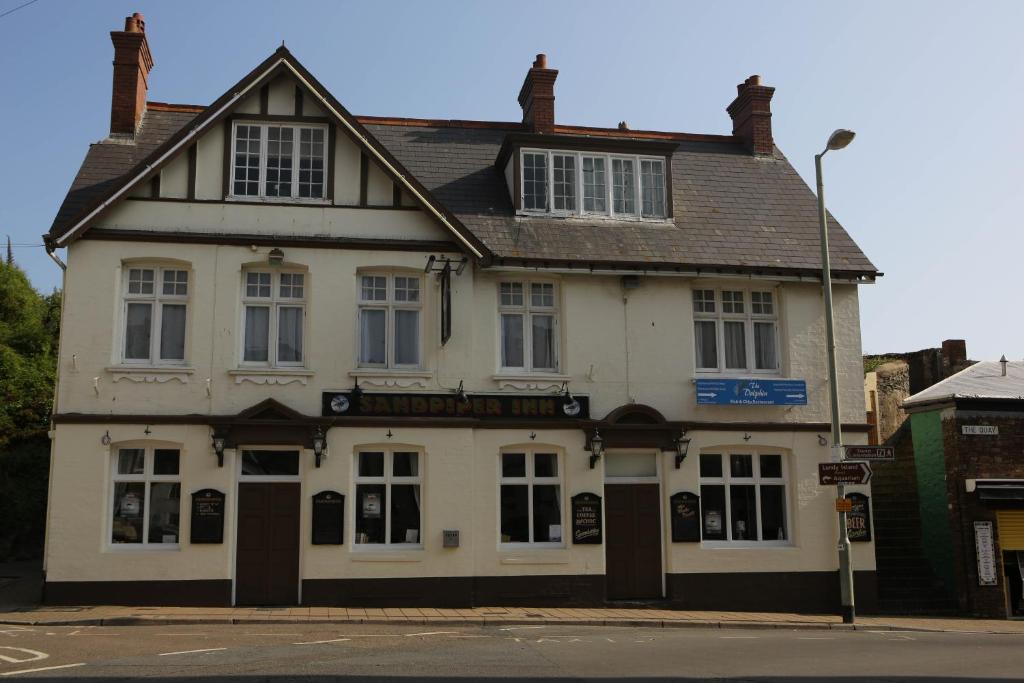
[815,128,857,624]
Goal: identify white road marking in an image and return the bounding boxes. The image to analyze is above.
[243,632,301,636]
[294,638,351,645]
[0,629,34,637]
[0,647,48,664]
[157,647,227,656]
[451,635,492,638]
[157,633,208,636]
[499,625,547,631]
[798,637,834,640]
[404,631,458,637]
[0,662,85,677]
[343,634,402,637]
[887,635,916,641]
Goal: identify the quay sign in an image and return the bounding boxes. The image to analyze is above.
[321,391,590,420]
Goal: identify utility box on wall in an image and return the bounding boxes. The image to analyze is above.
[442,529,460,548]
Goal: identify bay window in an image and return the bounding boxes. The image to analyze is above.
[498,280,558,372]
[693,287,779,373]
[500,449,563,546]
[110,446,181,546]
[699,451,789,544]
[231,122,326,200]
[358,273,421,368]
[519,149,667,219]
[122,266,189,364]
[354,449,422,546]
[242,270,305,366]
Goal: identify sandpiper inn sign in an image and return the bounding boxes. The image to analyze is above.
[695,379,808,406]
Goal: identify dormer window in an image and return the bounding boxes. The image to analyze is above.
[518,148,667,219]
[230,121,327,201]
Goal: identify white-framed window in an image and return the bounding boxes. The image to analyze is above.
[693,287,779,373]
[230,122,327,200]
[698,450,789,545]
[241,270,306,367]
[520,149,667,219]
[121,266,189,365]
[110,445,181,546]
[499,448,563,547]
[353,448,423,547]
[357,272,422,369]
[498,280,559,372]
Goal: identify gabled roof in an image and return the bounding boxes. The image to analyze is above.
[45,47,489,259]
[47,49,878,278]
[903,360,1024,410]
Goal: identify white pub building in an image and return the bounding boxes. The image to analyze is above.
[41,13,880,610]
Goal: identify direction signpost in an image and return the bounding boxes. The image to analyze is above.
[818,461,872,486]
[843,446,894,462]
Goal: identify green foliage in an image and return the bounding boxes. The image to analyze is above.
[0,261,59,560]
[863,356,901,376]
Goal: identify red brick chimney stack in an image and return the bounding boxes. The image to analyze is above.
[726,74,775,156]
[109,12,154,137]
[518,54,558,134]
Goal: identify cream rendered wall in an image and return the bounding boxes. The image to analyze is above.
[334,134,361,205]
[366,162,393,206]
[160,152,189,199]
[195,124,223,200]
[267,75,293,115]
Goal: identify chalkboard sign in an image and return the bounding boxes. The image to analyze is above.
[670,492,701,542]
[312,490,345,545]
[190,489,225,544]
[571,493,602,544]
[846,492,871,542]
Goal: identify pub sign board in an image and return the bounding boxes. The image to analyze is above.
[695,379,807,406]
[322,391,589,420]
[312,491,344,545]
[190,489,225,544]
[845,493,871,542]
[571,493,602,544]
[670,492,702,542]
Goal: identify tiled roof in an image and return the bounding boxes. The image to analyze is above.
[903,361,1024,408]
[48,108,877,276]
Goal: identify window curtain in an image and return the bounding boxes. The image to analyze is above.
[244,306,270,362]
[501,314,524,367]
[359,309,386,364]
[277,307,303,363]
[124,303,152,360]
[723,321,746,369]
[694,320,717,368]
[393,310,419,365]
[754,322,777,370]
[159,304,186,361]
[531,314,555,369]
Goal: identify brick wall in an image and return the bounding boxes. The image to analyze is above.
[943,410,1024,617]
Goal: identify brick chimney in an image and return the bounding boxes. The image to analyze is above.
[518,54,558,134]
[726,75,775,156]
[109,12,153,137]
[941,339,968,374]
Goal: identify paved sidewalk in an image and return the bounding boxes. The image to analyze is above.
[2,604,1023,634]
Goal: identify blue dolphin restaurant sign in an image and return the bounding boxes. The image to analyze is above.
[695,379,808,406]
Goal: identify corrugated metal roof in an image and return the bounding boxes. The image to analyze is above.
[903,360,1024,407]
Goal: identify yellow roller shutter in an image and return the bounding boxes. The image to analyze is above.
[996,511,1024,551]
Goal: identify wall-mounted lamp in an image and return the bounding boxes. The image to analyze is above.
[100,430,112,446]
[455,380,470,405]
[588,429,604,469]
[211,431,226,468]
[560,381,581,416]
[312,426,326,468]
[818,434,828,447]
[674,430,692,469]
[268,247,285,265]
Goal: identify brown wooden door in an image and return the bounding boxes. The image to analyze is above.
[605,484,663,600]
[236,483,300,605]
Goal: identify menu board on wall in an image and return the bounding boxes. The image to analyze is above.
[190,489,225,544]
[670,492,701,542]
[975,521,998,587]
[312,491,344,545]
[571,493,602,544]
[846,493,872,542]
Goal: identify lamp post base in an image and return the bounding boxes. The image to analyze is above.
[841,605,856,624]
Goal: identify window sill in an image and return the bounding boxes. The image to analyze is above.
[105,544,181,552]
[349,369,433,389]
[692,373,787,379]
[350,548,424,562]
[498,548,571,564]
[228,368,314,386]
[698,542,794,549]
[492,373,570,391]
[107,366,194,384]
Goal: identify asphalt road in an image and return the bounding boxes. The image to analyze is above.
[0,622,1021,681]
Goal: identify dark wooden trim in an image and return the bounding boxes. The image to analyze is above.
[221,118,232,199]
[227,113,332,125]
[294,84,303,117]
[124,196,420,211]
[259,84,269,115]
[81,228,457,252]
[392,182,401,208]
[44,580,231,607]
[186,143,197,200]
[666,571,878,614]
[359,152,368,207]
[512,151,521,212]
[664,154,675,219]
[149,173,160,198]
[326,125,336,202]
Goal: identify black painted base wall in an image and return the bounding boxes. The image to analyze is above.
[43,571,878,613]
[666,571,879,614]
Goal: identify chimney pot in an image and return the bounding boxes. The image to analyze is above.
[727,73,775,155]
[518,54,558,134]
[109,11,154,137]
[1000,355,1008,376]
[618,121,629,130]
[534,53,547,69]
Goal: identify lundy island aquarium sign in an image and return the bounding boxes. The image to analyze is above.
[322,391,590,420]
[695,379,808,406]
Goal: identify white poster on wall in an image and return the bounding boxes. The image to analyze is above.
[975,521,998,587]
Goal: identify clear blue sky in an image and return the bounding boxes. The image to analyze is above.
[2,0,1021,361]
